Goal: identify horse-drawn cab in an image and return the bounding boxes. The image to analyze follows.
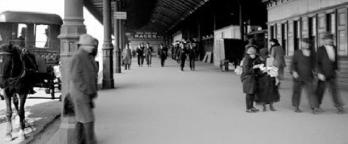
[0,11,62,99]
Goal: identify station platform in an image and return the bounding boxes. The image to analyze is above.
[90,58,348,144]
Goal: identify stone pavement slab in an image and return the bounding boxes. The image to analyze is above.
[91,59,348,144]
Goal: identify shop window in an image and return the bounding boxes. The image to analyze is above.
[337,9,347,56]
[274,24,278,39]
[281,23,287,52]
[270,25,275,39]
[294,20,300,51]
[326,13,336,34]
[309,17,317,50]
[338,31,347,56]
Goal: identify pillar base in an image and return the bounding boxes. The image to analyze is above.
[102,43,114,89]
[115,49,122,73]
[102,79,114,89]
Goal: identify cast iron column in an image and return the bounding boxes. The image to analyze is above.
[58,0,86,143]
[102,0,115,88]
[238,0,244,41]
[59,0,86,108]
[114,0,122,73]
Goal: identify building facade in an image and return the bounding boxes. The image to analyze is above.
[265,0,348,86]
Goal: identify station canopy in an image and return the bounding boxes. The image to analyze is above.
[84,0,210,33]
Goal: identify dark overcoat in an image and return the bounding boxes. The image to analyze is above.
[241,55,258,94]
[316,45,339,79]
[122,48,132,65]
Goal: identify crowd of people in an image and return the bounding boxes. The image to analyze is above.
[171,40,198,71]
[240,32,345,114]
[122,40,198,71]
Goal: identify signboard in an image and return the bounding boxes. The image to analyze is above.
[130,32,163,40]
[114,12,127,20]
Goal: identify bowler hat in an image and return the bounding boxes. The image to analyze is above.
[78,34,96,46]
[322,32,334,39]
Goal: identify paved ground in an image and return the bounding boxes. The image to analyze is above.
[0,88,61,144]
[83,58,347,144]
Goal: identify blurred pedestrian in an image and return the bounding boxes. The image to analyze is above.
[316,32,345,114]
[178,42,187,71]
[290,38,320,113]
[123,43,132,70]
[188,42,196,71]
[69,34,98,144]
[136,44,144,67]
[145,43,153,67]
[269,39,286,85]
[241,46,260,113]
[175,42,181,64]
[158,44,168,67]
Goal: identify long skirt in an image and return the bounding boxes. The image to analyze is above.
[256,75,280,104]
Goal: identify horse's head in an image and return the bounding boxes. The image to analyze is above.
[0,43,24,88]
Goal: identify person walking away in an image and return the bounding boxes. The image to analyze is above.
[175,43,181,65]
[269,39,286,85]
[179,42,187,71]
[255,48,279,111]
[241,46,260,113]
[69,34,98,144]
[123,43,132,70]
[188,43,196,71]
[158,44,168,67]
[145,43,153,67]
[316,32,345,114]
[136,44,144,67]
[290,38,320,113]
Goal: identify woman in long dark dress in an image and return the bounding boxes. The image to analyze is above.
[255,48,280,111]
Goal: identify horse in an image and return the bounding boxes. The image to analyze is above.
[0,43,33,141]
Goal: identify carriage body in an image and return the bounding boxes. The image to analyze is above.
[0,11,62,99]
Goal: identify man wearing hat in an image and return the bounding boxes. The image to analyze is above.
[290,38,319,113]
[69,34,99,143]
[316,32,344,113]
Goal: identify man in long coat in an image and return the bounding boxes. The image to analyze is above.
[144,43,153,67]
[123,43,132,70]
[69,34,99,144]
[178,42,187,71]
[136,44,144,67]
[158,44,168,67]
[316,32,344,113]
